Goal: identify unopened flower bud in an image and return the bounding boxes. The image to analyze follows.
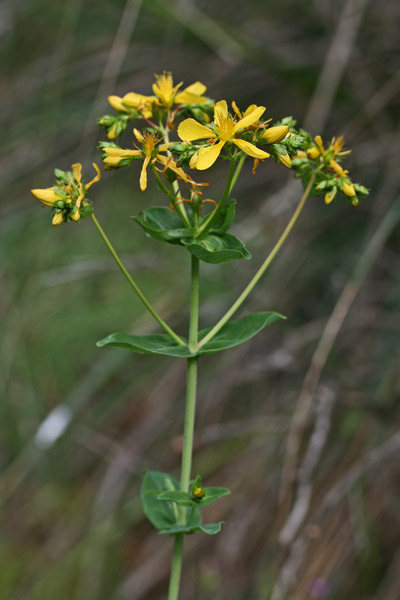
[70,208,81,222]
[342,181,356,197]
[192,486,205,499]
[325,189,337,205]
[278,153,292,168]
[307,146,320,160]
[262,125,289,144]
[52,212,66,226]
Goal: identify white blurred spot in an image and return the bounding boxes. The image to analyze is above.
[34,405,72,450]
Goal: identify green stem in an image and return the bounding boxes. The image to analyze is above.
[167,534,184,600]
[167,255,200,600]
[229,153,246,194]
[197,158,237,237]
[198,174,316,348]
[161,123,191,228]
[90,213,185,346]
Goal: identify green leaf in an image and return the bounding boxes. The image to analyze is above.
[97,312,285,358]
[132,206,194,244]
[197,312,286,354]
[141,471,182,531]
[182,232,251,264]
[96,333,191,357]
[196,487,231,507]
[159,522,224,536]
[157,490,196,507]
[202,199,236,234]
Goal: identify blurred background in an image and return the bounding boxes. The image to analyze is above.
[1,0,400,598]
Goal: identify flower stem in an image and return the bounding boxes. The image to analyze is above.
[197,158,237,237]
[90,213,185,346]
[229,153,246,194]
[161,122,191,228]
[198,174,316,348]
[167,255,200,600]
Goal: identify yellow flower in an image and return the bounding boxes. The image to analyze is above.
[153,72,207,108]
[108,74,208,118]
[178,100,270,170]
[313,135,350,176]
[103,129,194,191]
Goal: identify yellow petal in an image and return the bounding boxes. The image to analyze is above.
[139,155,151,191]
[243,104,258,118]
[234,106,266,132]
[134,128,144,143]
[85,163,102,190]
[193,141,225,170]
[295,150,307,158]
[123,92,155,107]
[157,154,193,183]
[189,152,199,168]
[178,119,216,142]
[278,153,292,168]
[182,82,207,96]
[52,212,66,226]
[314,135,326,156]
[104,148,140,157]
[72,163,82,184]
[159,143,172,152]
[232,139,270,159]
[103,156,125,167]
[261,125,289,144]
[174,90,207,105]
[330,159,346,176]
[342,181,356,197]
[108,95,126,112]
[31,187,60,206]
[214,100,228,128]
[231,101,242,118]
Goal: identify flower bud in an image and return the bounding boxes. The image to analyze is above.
[108,95,126,112]
[325,189,337,204]
[70,208,81,222]
[307,146,320,160]
[52,212,66,226]
[261,125,289,144]
[278,153,292,168]
[192,486,205,499]
[342,181,356,197]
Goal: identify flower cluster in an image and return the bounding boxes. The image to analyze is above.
[31,163,100,225]
[98,72,214,140]
[31,72,368,228]
[292,133,369,206]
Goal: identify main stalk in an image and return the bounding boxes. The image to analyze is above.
[167,255,200,600]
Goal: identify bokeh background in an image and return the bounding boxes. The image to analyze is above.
[1,0,400,598]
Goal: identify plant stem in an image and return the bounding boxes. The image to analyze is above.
[167,255,200,600]
[161,123,191,228]
[90,213,185,346]
[198,174,316,348]
[197,158,237,236]
[229,153,246,194]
